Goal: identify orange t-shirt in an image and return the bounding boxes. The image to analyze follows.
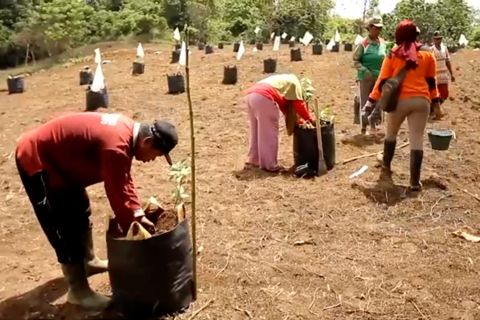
[369,50,439,102]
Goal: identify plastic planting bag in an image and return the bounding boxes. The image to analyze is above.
[107,198,194,318]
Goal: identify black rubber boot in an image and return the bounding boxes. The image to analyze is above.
[61,263,111,310]
[382,140,397,171]
[410,150,424,191]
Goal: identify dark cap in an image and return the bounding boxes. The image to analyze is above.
[150,120,178,166]
[433,31,442,39]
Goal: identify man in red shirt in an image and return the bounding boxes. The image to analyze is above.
[15,112,178,310]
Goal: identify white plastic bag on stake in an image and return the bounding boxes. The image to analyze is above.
[91,63,105,92]
[459,34,468,46]
[236,40,245,60]
[327,38,335,51]
[173,27,181,41]
[334,30,341,42]
[290,36,296,42]
[179,41,187,66]
[354,34,364,46]
[301,31,313,46]
[281,32,288,39]
[136,43,145,59]
[273,36,281,51]
[254,26,261,35]
[270,32,275,40]
[94,48,101,64]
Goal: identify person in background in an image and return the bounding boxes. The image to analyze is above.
[353,16,386,134]
[15,112,178,310]
[365,20,441,191]
[243,74,314,172]
[430,31,455,119]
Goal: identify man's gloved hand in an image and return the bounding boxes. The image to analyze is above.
[362,100,374,115]
[135,215,156,234]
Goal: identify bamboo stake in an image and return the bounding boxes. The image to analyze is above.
[314,99,328,175]
[184,25,197,300]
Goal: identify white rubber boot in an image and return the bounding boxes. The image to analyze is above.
[84,227,108,276]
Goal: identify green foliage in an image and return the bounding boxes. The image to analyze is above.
[169,159,191,206]
[223,0,263,38]
[381,0,474,46]
[300,77,315,105]
[270,0,334,41]
[471,26,480,48]
[0,0,475,68]
[325,16,356,42]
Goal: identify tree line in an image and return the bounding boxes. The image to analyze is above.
[0,0,477,69]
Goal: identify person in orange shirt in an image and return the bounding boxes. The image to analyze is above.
[364,20,441,191]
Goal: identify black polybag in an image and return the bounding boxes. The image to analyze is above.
[107,220,195,318]
[293,123,336,176]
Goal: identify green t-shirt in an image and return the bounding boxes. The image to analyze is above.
[354,37,386,81]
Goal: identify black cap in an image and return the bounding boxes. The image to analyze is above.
[150,120,178,165]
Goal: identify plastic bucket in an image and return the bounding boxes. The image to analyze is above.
[428,129,454,150]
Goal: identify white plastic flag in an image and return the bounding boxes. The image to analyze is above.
[301,31,313,46]
[334,29,341,42]
[290,36,296,42]
[354,34,364,46]
[136,43,145,58]
[91,63,105,92]
[273,36,281,51]
[349,165,369,179]
[327,38,335,51]
[236,40,245,60]
[281,32,288,39]
[254,26,261,35]
[270,32,275,40]
[253,47,258,53]
[179,41,187,66]
[94,48,101,64]
[173,27,181,41]
[459,34,468,46]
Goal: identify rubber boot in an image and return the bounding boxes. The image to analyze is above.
[410,150,424,191]
[380,140,396,171]
[353,95,360,125]
[61,263,111,310]
[84,227,108,276]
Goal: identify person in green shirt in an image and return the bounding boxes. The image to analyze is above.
[353,17,386,134]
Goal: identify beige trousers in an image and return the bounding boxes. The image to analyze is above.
[386,97,430,150]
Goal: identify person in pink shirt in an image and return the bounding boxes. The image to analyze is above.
[244,74,314,172]
[15,112,178,311]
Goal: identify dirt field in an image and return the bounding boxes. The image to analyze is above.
[0,43,479,320]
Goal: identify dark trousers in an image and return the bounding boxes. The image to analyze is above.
[16,159,92,264]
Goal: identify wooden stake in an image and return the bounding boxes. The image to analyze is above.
[184,25,197,300]
[314,99,328,175]
[342,142,410,165]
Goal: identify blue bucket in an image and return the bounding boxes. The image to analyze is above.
[428,129,454,151]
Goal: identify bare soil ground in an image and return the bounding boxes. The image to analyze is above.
[0,43,479,320]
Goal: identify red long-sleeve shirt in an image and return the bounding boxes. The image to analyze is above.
[16,112,141,230]
[245,82,312,121]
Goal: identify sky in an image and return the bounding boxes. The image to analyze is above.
[333,0,480,19]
